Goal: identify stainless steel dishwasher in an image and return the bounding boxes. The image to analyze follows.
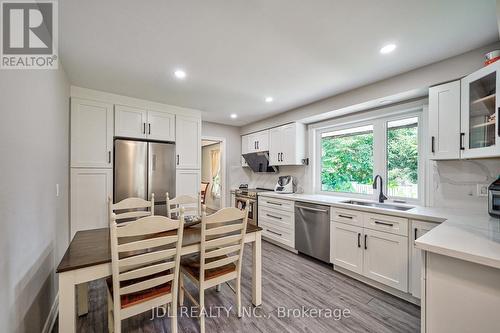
[295,201,330,262]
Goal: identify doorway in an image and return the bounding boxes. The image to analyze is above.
[201,137,225,212]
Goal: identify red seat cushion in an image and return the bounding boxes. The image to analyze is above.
[181,254,236,280]
[106,273,172,309]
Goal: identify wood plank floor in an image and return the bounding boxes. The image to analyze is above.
[53,241,420,333]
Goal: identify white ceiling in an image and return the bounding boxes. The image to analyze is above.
[60,0,498,126]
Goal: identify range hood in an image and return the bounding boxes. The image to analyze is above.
[242,152,278,173]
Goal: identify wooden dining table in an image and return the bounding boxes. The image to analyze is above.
[56,223,262,333]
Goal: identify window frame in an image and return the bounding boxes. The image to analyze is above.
[314,108,424,205]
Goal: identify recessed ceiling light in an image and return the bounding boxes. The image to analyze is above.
[230,113,238,119]
[174,70,186,79]
[380,44,396,54]
[265,97,273,103]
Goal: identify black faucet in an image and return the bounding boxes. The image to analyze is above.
[373,175,388,203]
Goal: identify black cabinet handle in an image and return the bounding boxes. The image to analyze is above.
[266,214,282,220]
[338,214,353,219]
[143,123,146,134]
[374,221,394,227]
[148,123,151,135]
[431,136,435,153]
[176,154,179,165]
[414,228,418,241]
[108,151,111,164]
[357,233,361,248]
[364,234,367,250]
[257,141,259,150]
[460,133,465,150]
[266,229,282,237]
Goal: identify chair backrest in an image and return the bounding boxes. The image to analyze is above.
[166,192,200,218]
[109,211,185,311]
[109,194,155,225]
[199,203,249,283]
[200,182,210,204]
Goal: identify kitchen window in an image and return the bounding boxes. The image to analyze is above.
[316,110,423,202]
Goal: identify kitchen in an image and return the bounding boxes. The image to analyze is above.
[2,1,500,333]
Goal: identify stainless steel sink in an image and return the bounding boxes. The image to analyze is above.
[342,200,414,211]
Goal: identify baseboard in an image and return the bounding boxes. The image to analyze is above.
[262,237,298,254]
[42,292,58,333]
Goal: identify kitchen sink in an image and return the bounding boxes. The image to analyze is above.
[342,200,414,211]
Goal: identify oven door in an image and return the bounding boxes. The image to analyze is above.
[235,196,257,225]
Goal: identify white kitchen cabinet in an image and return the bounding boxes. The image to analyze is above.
[410,220,437,299]
[70,168,113,238]
[71,98,114,168]
[147,110,175,142]
[176,169,200,198]
[258,196,295,250]
[461,61,500,159]
[363,228,408,292]
[115,105,148,139]
[269,123,306,165]
[115,106,176,142]
[244,130,269,153]
[175,115,201,169]
[331,222,364,274]
[429,81,461,160]
[241,134,249,155]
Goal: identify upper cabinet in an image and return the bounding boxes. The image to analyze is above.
[175,115,201,169]
[71,98,114,168]
[429,62,500,160]
[269,123,306,165]
[428,81,461,160]
[243,130,269,153]
[115,105,175,142]
[461,61,500,159]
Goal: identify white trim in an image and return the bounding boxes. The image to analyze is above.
[42,292,59,333]
[201,135,227,208]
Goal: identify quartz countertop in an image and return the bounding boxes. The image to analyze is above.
[258,192,500,269]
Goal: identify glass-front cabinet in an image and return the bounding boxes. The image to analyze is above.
[461,61,500,158]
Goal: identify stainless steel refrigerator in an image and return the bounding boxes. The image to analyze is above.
[114,139,176,216]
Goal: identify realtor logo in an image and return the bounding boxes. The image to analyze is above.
[1,0,58,69]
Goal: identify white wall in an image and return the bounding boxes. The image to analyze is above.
[201,121,242,206]
[0,67,70,332]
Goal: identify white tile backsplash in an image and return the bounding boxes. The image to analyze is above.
[235,165,308,192]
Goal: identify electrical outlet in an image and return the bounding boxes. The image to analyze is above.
[477,184,489,197]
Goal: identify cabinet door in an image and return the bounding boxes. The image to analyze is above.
[115,105,147,139]
[246,133,259,153]
[429,81,461,160]
[363,229,408,292]
[255,130,269,151]
[410,220,437,298]
[71,98,113,168]
[176,169,200,198]
[147,110,175,142]
[269,127,282,165]
[461,62,500,158]
[280,123,297,164]
[70,168,112,238]
[241,135,250,155]
[175,116,201,169]
[331,222,364,274]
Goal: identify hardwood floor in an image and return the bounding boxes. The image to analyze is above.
[53,241,420,333]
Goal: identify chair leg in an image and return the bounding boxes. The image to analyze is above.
[107,291,114,333]
[170,301,178,333]
[199,289,205,333]
[179,274,184,306]
[236,277,242,318]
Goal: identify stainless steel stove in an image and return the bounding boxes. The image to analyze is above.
[234,186,273,225]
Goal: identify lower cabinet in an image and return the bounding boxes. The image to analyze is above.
[70,168,113,238]
[363,228,408,292]
[410,220,438,298]
[330,223,363,274]
[258,197,295,249]
[175,169,200,198]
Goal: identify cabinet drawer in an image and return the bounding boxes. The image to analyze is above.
[363,213,408,236]
[259,207,293,227]
[258,196,294,212]
[259,219,294,248]
[331,207,363,226]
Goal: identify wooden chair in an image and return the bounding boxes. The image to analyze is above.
[178,203,249,333]
[107,210,185,333]
[166,192,200,219]
[200,182,210,204]
[108,194,155,225]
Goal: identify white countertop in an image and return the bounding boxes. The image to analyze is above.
[258,192,500,269]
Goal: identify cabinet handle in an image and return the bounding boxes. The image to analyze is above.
[266,229,282,237]
[338,214,353,219]
[254,141,257,149]
[148,123,151,135]
[431,136,435,153]
[280,152,283,162]
[176,154,179,165]
[374,220,394,227]
[460,133,465,150]
[257,141,259,150]
[108,151,111,164]
[364,234,368,250]
[266,214,282,220]
[357,233,361,248]
[143,123,146,134]
[414,227,418,241]
[266,201,282,206]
